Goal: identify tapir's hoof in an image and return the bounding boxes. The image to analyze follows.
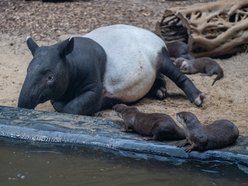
[149,75,168,100]
[155,87,168,100]
[193,93,205,107]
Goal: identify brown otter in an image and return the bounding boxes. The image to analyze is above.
[176,111,239,152]
[174,57,224,86]
[166,40,193,61]
[113,104,185,141]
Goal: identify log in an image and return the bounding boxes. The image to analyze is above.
[0,106,248,168]
[156,0,248,58]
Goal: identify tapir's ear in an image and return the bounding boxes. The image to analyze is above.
[26,36,39,56]
[57,37,74,58]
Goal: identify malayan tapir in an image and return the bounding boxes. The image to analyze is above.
[18,24,205,115]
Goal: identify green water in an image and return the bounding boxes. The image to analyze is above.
[0,141,247,186]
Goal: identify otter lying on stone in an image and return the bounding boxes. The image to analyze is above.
[113,104,185,141]
[176,111,239,152]
[174,57,224,86]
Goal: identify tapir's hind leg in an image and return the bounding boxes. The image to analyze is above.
[158,47,205,106]
[147,73,168,100]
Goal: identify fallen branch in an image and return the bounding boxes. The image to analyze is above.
[156,0,248,58]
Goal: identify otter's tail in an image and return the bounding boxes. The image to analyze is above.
[212,68,224,86]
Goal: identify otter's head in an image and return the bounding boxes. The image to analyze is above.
[176,111,200,129]
[177,112,208,147]
[113,104,139,128]
[113,104,129,113]
[113,104,139,117]
[174,57,191,73]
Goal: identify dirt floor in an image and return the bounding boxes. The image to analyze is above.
[0,0,247,134]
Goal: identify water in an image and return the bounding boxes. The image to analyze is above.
[0,141,247,186]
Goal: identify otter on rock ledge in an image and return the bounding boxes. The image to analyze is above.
[176,111,239,152]
[113,104,186,141]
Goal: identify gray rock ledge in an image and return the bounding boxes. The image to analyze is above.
[0,106,247,167]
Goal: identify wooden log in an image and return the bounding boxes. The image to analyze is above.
[156,0,248,58]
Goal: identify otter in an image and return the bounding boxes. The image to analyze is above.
[174,57,224,86]
[176,111,239,152]
[113,104,185,141]
[166,40,193,61]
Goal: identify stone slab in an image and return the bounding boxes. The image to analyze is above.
[0,106,247,168]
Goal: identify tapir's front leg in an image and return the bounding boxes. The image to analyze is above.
[158,47,205,106]
[51,100,67,112]
[51,85,103,115]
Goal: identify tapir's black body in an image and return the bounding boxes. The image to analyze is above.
[18,37,107,115]
[18,24,204,115]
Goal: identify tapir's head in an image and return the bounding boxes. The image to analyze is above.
[18,37,74,109]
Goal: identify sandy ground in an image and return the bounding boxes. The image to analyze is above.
[0,0,247,134]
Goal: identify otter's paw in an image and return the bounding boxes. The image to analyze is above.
[120,128,128,132]
[184,146,193,153]
[176,140,188,148]
[142,136,154,141]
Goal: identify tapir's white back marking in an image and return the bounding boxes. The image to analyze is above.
[84,24,166,102]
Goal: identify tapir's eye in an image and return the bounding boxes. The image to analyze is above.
[47,74,55,88]
[48,75,53,80]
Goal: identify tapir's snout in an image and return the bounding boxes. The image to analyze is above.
[18,88,39,109]
[18,96,37,109]
[18,75,42,110]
